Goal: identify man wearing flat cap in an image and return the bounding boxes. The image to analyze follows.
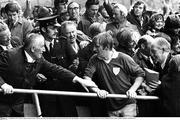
[35,6,78,117]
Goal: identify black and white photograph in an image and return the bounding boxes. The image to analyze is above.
[0,0,180,119]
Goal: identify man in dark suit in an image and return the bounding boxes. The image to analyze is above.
[0,33,97,117]
[150,37,180,116]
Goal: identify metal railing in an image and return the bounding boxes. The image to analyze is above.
[0,89,160,117]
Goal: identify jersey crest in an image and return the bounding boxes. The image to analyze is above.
[113,67,120,75]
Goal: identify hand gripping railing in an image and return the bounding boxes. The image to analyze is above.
[0,89,159,117]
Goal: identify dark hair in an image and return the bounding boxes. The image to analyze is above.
[0,7,6,16]
[116,28,133,48]
[85,0,99,9]
[132,0,146,13]
[4,2,21,13]
[54,0,68,9]
[89,22,106,38]
[93,31,114,50]
[149,13,164,28]
[137,35,154,48]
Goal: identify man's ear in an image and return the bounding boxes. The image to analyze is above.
[30,46,35,53]
[41,27,46,33]
[140,44,145,49]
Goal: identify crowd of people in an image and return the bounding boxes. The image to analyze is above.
[0,0,180,117]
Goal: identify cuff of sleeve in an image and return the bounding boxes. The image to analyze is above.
[0,76,5,87]
[72,76,78,83]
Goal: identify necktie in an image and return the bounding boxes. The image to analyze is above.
[49,42,53,53]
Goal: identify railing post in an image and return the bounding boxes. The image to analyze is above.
[32,93,42,117]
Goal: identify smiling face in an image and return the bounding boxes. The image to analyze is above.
[154,18,164,30]
[64,24,77,44]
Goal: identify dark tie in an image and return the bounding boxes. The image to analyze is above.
[49,42,53,53]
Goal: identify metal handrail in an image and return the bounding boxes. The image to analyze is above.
[0,88,159,100]
[0,88,160,117]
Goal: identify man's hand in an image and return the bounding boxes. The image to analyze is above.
[73,76,98,92]
[126,89,137,99]
[79,41,89,49]
[96,89,109,99]
[1,83,14,94]
[37,73,47,82]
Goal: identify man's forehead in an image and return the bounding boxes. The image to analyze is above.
[69,2,79,8]
[7,11,18,14]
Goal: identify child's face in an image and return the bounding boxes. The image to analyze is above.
[154,18,164,30]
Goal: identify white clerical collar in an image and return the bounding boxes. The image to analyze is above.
[24,50,35,63]
[161,53,169,69]
[0,44,13,50]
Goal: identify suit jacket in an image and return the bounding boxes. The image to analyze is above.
[0,47,76,104]
[43,37,76,69]
[133,49,154,70]
[159,54,180,116]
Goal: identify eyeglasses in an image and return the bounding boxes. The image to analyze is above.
[68,7,79,11]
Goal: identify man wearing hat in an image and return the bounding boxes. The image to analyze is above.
[36,7,78,117]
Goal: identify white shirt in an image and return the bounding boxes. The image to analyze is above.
[0,44,13,51]
[24,50,35,63]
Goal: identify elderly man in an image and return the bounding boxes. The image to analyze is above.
[0,33,97,117]
[105,3,138,47]
[4,2,33,46]
[84,31,145,117]
[150,37,180,116]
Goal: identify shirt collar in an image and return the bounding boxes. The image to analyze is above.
[24,50,35,63]
[161,53,169,69]
[112,48,119,58]
[0,44,13,50]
